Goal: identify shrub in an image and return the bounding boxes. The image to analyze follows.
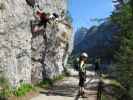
[0,74,13,98]
[65,10,73,24]
[39,79,52,87]
[0,75,9,89]
[14,83,33,96]
[0,72,35,97]
[37,75,65,88]
[101,94,108,100]
[64,67,71,76]
[0,83,34,97]
[0,88,13,97]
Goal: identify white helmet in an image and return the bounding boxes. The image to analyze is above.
[81,52,88,58]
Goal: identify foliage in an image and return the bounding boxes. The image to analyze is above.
[63,67,71,76]
[101,94,117,100]
[65,10,73,24]
[101,94,109,100]
[14,83,34,96]
[67,54,78,65]
[53,75,64,82]
[111,0,133,99]
[37,75,64,88]
[0,74,34,97]
[101,77,132,100]
[0,73,10,89]
[0,73,13,98]
[0,88,13,98]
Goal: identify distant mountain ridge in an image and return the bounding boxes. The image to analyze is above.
[73,20,119,59]
[74,27,88,45]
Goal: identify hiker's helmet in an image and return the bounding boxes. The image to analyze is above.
[80,52,88,62]
[80,52,88,58]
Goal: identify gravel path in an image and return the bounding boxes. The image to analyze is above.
[31,69,99,100]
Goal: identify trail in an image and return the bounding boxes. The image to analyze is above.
[31,69,99,100]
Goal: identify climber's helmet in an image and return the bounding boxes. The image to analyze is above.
[53,13,59,18]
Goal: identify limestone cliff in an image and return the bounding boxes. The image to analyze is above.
[0,0,72,86]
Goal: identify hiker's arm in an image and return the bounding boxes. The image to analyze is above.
[79,61,84,72]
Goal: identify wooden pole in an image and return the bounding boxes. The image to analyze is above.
[97,69,102,100]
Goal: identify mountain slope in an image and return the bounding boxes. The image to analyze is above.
[73,21,119,59]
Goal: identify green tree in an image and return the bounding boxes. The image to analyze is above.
[111,0,133,98]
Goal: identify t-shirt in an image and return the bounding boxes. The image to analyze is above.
[79,62,86,73]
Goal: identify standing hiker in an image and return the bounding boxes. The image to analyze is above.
[78,52,88,97]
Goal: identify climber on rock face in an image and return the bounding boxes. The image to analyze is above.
[31,5,50,33]
[31,4,60,33]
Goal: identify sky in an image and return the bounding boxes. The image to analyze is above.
[68,0,115,32]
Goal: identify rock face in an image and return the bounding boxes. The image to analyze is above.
[0,0,72,86]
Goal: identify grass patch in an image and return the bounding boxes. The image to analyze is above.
[0,72,36,98]
[101,77,123,88]
[101,93,117,100]
[0,73,13,98]
[101,77,133,100]
[0,83,35,97]
[101,94,108,100]
[14,83,34,96]
[37,79,52,88]
[0,87,13,98]
[53,75,64,81]
[37,75,65,88]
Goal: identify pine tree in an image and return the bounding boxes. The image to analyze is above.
[111,0,133,98]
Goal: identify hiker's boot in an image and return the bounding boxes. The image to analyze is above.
[81,91,87,98]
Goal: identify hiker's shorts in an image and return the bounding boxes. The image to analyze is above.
[79,72,86,87]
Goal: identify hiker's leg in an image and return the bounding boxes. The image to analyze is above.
[81,77,85,95]
[81,87,83,94]
[79,87,82,95]
[82,80,85,94]
[79,76,83,96]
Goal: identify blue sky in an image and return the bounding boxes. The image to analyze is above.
[68,0,115,32]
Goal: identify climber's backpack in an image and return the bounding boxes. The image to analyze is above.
[26,0,35,7]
